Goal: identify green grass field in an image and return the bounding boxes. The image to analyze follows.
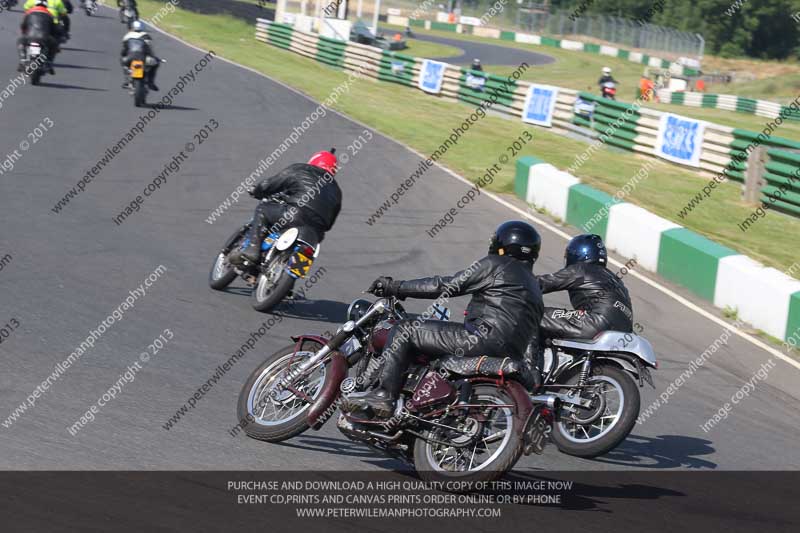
[130,0,800,276]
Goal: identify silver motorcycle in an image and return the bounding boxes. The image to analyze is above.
[538,331,657,457]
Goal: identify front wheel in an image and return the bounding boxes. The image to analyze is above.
[236,342,326,442]
[413,384,524,484]
[251,256,295,313]
[551,364,640,458]
[133,79,146,107]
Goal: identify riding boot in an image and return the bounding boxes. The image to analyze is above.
[229,222,265,266]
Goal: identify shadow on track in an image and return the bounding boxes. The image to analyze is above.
[272,298,349,324]
[505,471,686,512]
[37,81,107,91]
[584,434,717,469]
[52,63,110,71]
[144,103,200,111]
[59,47,105,53]
[276,435,409,471]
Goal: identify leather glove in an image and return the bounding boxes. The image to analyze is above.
[247,186,257,198]
[367,276,403,298]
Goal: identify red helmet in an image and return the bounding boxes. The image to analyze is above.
[307,149,338,175]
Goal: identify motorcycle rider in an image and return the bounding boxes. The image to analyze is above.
[598,66,617,93]
[23,0,69,41]
[228,150,342,266]
[120,20,160,91]
[470,58,483,72]
[17,0,57,75]
[118,0,138,24]
[538,234,633,343]
[346,220,544,418]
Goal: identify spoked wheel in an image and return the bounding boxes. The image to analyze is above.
[552,365,640,458]
[237,343,326,442]
[208,252,238,290]
[251,256,295,313]
[413,384,523,484]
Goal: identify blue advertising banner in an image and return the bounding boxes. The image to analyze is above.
[418,60,446,94]
[655,113,707,167]
[522,84,559,127]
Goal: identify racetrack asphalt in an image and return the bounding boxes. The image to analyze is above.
[381,25,556,67]
[1,6,799,473]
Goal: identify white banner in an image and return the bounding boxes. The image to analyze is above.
[418,60,447,94]
[522,84,559,127]
[654,113,707,167]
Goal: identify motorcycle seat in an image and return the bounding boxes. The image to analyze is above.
[437,355,524,378]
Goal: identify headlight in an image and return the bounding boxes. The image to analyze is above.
[346,298,372,322]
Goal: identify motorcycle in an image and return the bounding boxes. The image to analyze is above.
[119,0,138,26]
[22,39,50,86]
[1,0,19,12]
[601,81,617,100]
[537,331,657,457]
[236,295,562,484]
[209,196,321,313]
[125,57,163,107]
[80,0,97,15]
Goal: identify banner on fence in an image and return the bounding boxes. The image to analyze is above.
[522,84,559,127]
[465,73,487,92]
[654,113,707,167]
[418,60,447,94]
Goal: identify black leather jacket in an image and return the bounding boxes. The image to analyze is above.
[252,163,342,232]
[21,11,55,40]
[538,262,633,331]
[396,255,544,357]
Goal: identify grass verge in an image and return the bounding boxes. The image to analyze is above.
[132,0,800,275]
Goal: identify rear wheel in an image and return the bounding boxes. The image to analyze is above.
[236,342,325,442]
[413,384,524,485]
[30,69,41,86]
[251,255,295,313]
[551,364,640,458]
[133,79,146,107]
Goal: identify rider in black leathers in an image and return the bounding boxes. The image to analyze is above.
[346,220,545,417]
[17,0,57,74]
[538,234,633,342]
[229,150,342,266]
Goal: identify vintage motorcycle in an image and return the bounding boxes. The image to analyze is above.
[209,195,321,313]
[237,296,562,484]
[601,81,617,99]
[125,56,163,107]
[21,39,50,86]
[119,0,138,26]
[537,330,657,457]
[80,0,97,15]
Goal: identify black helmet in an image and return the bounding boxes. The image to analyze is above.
[565,234,607,266]
[489,220,541,263]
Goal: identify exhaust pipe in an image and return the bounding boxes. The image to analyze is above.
[529,394,560,410]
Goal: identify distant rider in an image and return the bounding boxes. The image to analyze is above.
[598,66,617,87]
[120,20,160,91]
[17,0,57,75]
[538,234,633,343]
[345,221,545,417]
[470,58,483,72]
[228,150,343,266]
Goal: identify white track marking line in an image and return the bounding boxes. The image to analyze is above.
[135,7,800,373]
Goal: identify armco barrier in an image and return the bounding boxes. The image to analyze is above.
[656,89,800,123]
[255,19,800,218]
[515,157,800,343]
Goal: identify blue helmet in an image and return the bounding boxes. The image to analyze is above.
[565,234,607,266]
